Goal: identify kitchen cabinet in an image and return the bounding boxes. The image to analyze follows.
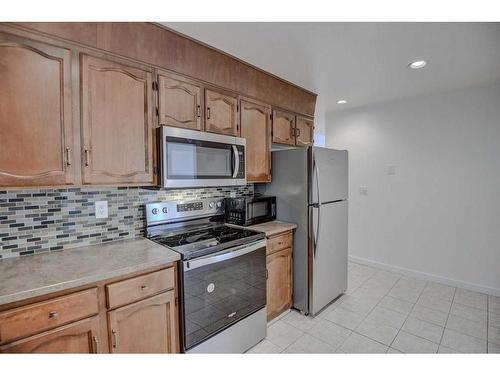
[80,54,154,185]
[271,110,296,146]
[158,71,203,131]
[240,98,271,183]
[107,291,178,353]
[0,263,179,354]
[0,317,101,353]
[295,116,314,146]
[266,231,293,321]
[204,89,239,136]
[0,33,74,187]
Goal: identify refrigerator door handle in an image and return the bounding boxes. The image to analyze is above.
[313,157,321,257]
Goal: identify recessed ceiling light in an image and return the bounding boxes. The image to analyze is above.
[337,99,347,105]
[408,60,427,69]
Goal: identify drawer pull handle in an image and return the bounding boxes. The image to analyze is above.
[140,285,149,290]
[48,311,59,319]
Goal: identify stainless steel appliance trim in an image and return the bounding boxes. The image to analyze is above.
[232,145,240,178]
[162,126,246,146]
[184,239,266,271]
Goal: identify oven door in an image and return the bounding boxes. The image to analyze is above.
[161,126,246,188]
[182,240,266,351]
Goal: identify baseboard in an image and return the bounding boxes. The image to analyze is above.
[349,255,500,297]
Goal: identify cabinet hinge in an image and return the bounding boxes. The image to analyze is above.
[152,81,158,91]
[270,113,273,121]
[156,107,159,117]
[175,297,179,306]
[237,105,239,112]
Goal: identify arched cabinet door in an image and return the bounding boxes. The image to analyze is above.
[107,291,179,353]
[295,116,314,147]
[157,71,203,131]
[240,98,271,183]
[204,88,239,136]
[80,54,154,185]
[0,33,74,187]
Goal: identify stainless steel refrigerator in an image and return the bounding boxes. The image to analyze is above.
[256,147,348,316]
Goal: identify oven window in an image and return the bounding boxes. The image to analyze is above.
[166,137,233,179]
[182,247,266,350]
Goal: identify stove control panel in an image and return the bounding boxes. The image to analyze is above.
[145,198,225,225]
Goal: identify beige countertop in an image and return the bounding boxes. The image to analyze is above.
[231,220,297,237]
[0,238,180,306]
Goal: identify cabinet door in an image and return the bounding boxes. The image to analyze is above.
[0,317,100,354]
[240,99,271,183]
[107,291,178,353]
[80,54,154,185]
[158,72,202,131]
[271,110,295,146]
[0,33,74,187]
[295,116,314,146]
[205,89,238,136]
[266,247,292,321]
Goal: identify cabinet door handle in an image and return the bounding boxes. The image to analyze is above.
[112,329,118,349]
[84,149,90,167]
[291,126,296,138]
[196,105,201,118]
[65,147,72,166]
[48,311,59,319]
[207,107,211,120]
[93,336,99,354]
[140,285,149,290]
[296,128,301,137]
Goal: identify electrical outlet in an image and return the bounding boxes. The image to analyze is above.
[359,186,368,195]
[95,201,108,219]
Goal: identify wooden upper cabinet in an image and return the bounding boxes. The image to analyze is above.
[240,98,271,183]
[80,54,154,185]
[158,72,202,131]
[204,89,239,136]
[107,291,178,353]
[0,317,100,354]
[295,116,314,146]
[0,33,74,187]
[272,110,296,146]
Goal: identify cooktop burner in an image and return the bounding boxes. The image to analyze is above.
[149,224,264,260]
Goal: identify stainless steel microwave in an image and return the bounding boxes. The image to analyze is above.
[159,126,246,188]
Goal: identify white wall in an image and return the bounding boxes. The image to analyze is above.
[326,82,500,295]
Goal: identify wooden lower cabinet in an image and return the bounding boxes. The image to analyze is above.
[107,291,178,353]
[266,231,293,321]
[0,316,100,354]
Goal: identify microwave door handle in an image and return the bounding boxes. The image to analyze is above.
[232,145,240,178]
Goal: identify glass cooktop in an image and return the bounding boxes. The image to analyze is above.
[149,224,264,260]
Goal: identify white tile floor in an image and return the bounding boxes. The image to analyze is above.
[247,262,500,354]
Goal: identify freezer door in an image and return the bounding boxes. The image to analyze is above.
[310,200,348,316]
[311,147,348,204]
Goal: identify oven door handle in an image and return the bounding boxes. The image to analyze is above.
[184,239,266,271]
[232,145,240,178]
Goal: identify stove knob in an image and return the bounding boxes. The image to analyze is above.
[151,208,159,215]
[209,202,215,209]
[216,201,223,208]
[162,207,168,214]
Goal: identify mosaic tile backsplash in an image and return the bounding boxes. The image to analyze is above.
[0,185,253,259]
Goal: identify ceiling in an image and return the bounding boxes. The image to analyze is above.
[162,22,500,123]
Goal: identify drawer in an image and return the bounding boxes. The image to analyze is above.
[0,288,98,344]
[106,267,175,309]
[266,231,293,255]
